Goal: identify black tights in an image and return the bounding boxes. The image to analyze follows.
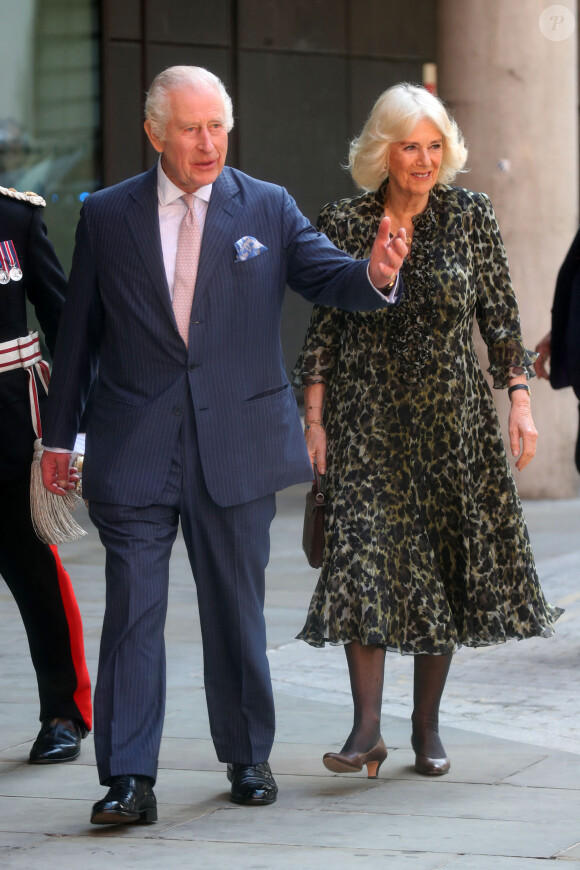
[341,641,452,757]
[411,653,452,758]
[342,642,386,753]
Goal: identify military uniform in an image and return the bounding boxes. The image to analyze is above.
[0,187,92,761]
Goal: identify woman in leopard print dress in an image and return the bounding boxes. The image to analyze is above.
[292,84,562,779]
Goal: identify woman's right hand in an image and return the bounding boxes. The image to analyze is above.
[305,423,327,475]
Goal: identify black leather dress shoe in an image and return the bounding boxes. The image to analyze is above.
[227,762,278,805]
[90,775,157,825]
[28,718,84,764]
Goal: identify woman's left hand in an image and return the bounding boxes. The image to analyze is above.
[509,397,538,471]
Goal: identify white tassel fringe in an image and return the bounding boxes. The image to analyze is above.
[30,439,87,544]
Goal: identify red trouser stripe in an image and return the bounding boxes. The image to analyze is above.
[49,545,92,730]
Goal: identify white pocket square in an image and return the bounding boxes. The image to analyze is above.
[234,236,268,261]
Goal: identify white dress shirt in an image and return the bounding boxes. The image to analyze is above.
[156,160,212,299]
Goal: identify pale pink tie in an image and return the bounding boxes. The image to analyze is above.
[173,193,201,347]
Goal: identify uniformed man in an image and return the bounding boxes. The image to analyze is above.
[0,186,92,761]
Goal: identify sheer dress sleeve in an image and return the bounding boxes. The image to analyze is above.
[291,202,347,389]
[473,193,537,388]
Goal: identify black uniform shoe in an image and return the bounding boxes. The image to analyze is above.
[28,718,84,764]
[227,762,278,805]
[90,775,157,825]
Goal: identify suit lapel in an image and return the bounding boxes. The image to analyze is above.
[192,168,241,309]
[126,166,172,315]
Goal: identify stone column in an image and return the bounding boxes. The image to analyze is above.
[437,0,579,497]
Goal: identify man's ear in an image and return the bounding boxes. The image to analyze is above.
[144,120,163,154]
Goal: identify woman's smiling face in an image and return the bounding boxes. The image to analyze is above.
[387,118,443,197]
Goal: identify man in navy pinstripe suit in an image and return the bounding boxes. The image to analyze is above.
[41,66,407,824]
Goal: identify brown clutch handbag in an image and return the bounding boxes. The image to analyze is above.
[302,465,326,569]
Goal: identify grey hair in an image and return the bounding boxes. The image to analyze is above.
[349,83,468,191]
[145,66,234,140]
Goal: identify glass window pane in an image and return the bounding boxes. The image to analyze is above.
[0,0,100,273]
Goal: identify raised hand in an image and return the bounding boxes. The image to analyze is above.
[368,216,409,290]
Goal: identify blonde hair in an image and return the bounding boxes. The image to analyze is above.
[349,83,468,191]
[145,66,234,140]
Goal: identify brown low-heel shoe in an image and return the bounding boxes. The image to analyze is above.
[411,733,450,776]
[323,737,388,779]
[414,752,451,775]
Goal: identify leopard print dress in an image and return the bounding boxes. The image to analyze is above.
[292,182,562,654]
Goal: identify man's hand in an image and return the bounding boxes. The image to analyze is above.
[534,331,551,380]
[41,450,79,496]
[368,216,408,290]
[509,397,538,471]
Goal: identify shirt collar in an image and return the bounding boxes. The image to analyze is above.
[156,158,212,206]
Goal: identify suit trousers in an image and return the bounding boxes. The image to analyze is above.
[0,473,92,730]
[88,399,277,785]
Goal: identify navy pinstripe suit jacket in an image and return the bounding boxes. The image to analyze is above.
[43,165,392,507]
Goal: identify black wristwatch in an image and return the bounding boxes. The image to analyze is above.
[507,383,530,398]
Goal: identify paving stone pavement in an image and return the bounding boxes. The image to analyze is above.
[0,485,579,869]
